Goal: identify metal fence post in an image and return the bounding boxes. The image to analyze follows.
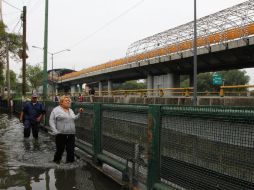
[147,105,161,190]
[93,103,102,163]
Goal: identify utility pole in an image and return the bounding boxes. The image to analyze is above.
[193,0,197,106]
[22,6,27,98]
[6,42,10,104]
[51,53,53,99]
[0,0,3,21]
[43,0,49,100]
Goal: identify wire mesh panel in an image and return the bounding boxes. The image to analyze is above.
[160,106,254,190]
[13,100,23,113]
[101,104,148,183]
[0,100,8,112]
[73,103,94,147]
[44,101,58,126]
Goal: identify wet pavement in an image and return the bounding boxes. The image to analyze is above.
[0,113,120,190]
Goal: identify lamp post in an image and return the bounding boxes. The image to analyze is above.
[193,0,198,106]
[43,0,49,101]
[32,46,70,98]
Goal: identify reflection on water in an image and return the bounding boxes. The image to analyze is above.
[0,112,120,190]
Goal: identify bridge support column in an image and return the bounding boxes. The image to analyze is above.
[79,83,83,93]
[147,75,154,97]
[99,81,102,96]
[71,85,76,96]
[167,73,180,88]
[153,73,180,96]
[108,80,112,96]
[55,84,58,95]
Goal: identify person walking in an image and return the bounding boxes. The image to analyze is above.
[49,95,83,164]
[19,93,45,139]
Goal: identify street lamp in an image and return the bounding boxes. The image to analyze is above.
[193,0,198,106]
[32,46,70,98]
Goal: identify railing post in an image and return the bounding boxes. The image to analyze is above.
[185,88,190,97]
[219,87,224,97]
[93,103,102,163]
[147,105,161,190]
[159,89,164,97]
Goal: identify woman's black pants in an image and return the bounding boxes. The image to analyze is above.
[53,134,75,163]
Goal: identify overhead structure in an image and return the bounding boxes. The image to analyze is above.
[126,0,254,57]
[61,0,254,81]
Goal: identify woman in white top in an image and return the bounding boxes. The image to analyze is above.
[49,95,83,163]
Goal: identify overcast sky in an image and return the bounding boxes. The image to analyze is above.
[2,0,254,83]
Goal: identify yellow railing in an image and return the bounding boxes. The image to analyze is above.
[98,88,193,97]
[96,85,254,97]
[219,85,254,97]
[48,85,254,99]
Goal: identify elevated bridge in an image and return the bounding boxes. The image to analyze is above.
[54,0,254,95]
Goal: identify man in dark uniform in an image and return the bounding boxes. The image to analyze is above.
[19,93,46,139]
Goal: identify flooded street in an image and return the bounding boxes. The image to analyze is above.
[0,113,120,190]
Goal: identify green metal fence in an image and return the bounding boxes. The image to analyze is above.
[9,101,254,190]
[159,106,254,190]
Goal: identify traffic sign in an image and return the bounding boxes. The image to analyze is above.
[213,74,223,86]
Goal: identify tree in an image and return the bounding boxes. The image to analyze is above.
[197,72,214,92]
[217,70,249,86]
[115,80,146,90]
[26,64,43,92]
[0,21,22,94]
[9,70,17,89]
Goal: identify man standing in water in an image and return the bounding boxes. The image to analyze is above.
[20,93,46,139]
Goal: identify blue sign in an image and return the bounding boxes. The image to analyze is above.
[213,74,223,86]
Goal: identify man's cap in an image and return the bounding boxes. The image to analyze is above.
[32,93,38,98]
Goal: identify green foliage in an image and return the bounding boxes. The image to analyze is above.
[217,70,249,86]
[9,70,17,89]
[0,63,4,86]
[26,64,43,91]
[0,21,22,91]
[180,75,189,88]
[116,80,146,90]
[197,72,214,92]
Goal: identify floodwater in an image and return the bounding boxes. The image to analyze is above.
[0,113,120,190]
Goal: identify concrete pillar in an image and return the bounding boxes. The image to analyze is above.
[99,81,102,96]
[71,85,76,96]
[55,84,58,95]
[153,73,180,96]
[147,75,153,97]
[168,73,180,88]
[79,83,83,93]
[108,80,112,96]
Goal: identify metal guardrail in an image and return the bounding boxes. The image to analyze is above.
[5,101,254,190]
[77,85,254,98]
